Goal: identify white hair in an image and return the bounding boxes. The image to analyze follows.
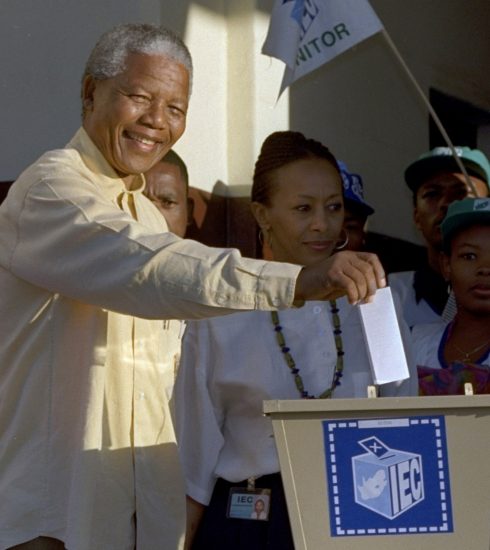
[83,23,193,93]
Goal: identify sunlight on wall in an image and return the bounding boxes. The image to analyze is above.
[175,3,228,194]
[175,3,288,196]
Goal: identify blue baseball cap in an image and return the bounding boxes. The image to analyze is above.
[337,161,374,217]
[441,197,490,250]
[405,146,490,192]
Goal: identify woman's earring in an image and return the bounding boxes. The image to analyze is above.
[335,229,349,251]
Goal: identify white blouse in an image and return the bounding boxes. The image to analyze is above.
[174,298,417,505]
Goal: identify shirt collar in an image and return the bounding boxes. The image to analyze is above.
[66,128,146,201]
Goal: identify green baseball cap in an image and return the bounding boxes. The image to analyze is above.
[441,197,490,250]
[405,146,490,192]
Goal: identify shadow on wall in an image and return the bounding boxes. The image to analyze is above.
[186,182,261,260]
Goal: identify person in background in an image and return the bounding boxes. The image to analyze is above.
[144,150,194,401]
[337,160,375,252]
[413,198,490,395]
[0,24,386,550]
[144,149,194,238]
[174,131,416,550]
[389,146,490,328]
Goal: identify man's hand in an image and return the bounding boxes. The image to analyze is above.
[293,251,386,305]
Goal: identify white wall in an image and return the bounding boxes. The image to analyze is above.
[173,0,288,197]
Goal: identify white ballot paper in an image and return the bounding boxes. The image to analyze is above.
[358,287,410,384]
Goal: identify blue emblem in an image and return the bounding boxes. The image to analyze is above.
[322,416,453,537]
[282,0,319,38]
[282,0,304,26]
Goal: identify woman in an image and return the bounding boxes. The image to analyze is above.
[413,197,490,395]
[174,131,416,549]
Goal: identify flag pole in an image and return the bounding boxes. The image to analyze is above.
[381,29,477,196]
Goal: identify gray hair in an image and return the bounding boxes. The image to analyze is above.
[83,23,193,92]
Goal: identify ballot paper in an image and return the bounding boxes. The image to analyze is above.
[358,287,410,385]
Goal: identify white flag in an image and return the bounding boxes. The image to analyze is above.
[262,0,384,93]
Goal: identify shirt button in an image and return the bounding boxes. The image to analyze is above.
[137,392,146,400]
[313,306,322,314]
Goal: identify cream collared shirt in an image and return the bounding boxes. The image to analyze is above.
[0,128,300,550]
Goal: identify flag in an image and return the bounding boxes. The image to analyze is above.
[262,0,384,93]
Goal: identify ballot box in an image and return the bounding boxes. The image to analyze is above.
[263,395,490,550]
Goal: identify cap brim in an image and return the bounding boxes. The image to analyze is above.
[344,198,374,217]
[405,157,488,191]
[441,210,490,248]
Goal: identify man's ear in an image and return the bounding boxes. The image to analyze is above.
[81,75,97,113]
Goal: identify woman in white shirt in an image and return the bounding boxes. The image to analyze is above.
[413,198,490,395]
[174,131,416,549]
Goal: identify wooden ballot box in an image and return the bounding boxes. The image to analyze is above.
[263,395,490,550]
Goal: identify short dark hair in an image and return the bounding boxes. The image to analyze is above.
[160,150,189,190]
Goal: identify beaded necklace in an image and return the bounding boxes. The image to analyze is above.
[271,300,344,399]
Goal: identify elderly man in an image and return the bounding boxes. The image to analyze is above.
[389,146,490,327]
[0,24,385,550]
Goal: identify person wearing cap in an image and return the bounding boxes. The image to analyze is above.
[413,197,490,395]
[337,161,375,252]
[389,146,490,328]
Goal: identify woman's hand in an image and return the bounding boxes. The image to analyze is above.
[293,250,386,305]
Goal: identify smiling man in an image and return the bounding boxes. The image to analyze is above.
[0,23,386,550]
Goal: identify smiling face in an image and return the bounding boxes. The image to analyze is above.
[252,157,344,266]
[442,224,490,315]
[82,52,189,188]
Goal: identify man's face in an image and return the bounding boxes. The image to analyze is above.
[144,161,190,238]
[82,52,189,187]
[414,172,488,249]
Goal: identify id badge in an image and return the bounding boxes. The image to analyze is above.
[227,487,271,521]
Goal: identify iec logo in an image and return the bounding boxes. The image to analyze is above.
[353,436,424,519]
[322,416,453,537]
